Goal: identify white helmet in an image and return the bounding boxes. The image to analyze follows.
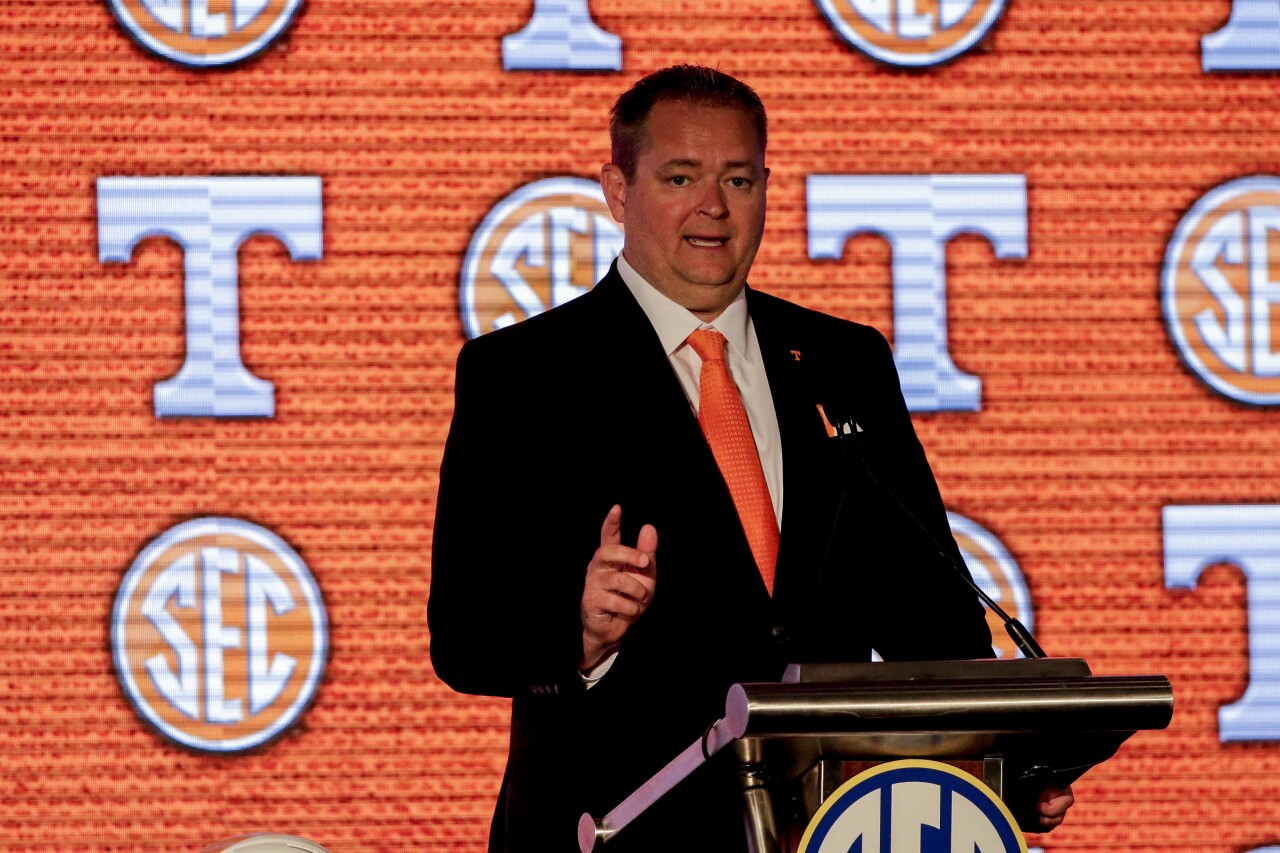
[199,834,331,853]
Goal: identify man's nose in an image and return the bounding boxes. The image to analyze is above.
[697,182,728,218]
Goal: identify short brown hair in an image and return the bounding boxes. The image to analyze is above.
[609,64,767,183]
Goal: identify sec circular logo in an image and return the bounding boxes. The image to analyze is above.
[948,512,1033,660]
[800,760,1027,853]
[1163,177,1280,405]
[815,0,1007,67]
[461,177,623,339]
[105,0,303,68]
[112,517,328,753]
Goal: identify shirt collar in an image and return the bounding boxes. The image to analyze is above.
[616,253,753,362]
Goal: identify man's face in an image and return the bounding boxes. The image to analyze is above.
[601,100,768,321]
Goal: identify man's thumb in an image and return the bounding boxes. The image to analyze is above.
[636,523,658,562]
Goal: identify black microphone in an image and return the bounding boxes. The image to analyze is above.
[824,406,1046,660]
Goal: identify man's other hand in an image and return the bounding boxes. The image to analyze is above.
[1036,784,1074,830]
[580,505,658,671]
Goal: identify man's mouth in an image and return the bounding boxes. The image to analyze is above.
[685,237,727,247]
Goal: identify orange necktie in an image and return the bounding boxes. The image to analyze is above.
[686,329,780,594]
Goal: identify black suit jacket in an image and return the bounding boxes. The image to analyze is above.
[428,266,993,852]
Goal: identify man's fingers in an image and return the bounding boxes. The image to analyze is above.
[590,543,651,572]
[584,590,644,620]
[599,504,623,547]
[593,567,654,605]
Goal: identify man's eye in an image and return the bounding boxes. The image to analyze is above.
[670,175,688,186]
[728,177,751,188]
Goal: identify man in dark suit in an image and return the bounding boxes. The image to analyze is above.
[429,65,1071,852]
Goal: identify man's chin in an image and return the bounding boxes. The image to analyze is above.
[672,278,747,317]
[674,262,744,290]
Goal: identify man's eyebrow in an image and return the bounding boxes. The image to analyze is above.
[657,158,701,170]
[655,158,759,170]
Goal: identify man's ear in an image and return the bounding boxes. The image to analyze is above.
[600,163,627,223]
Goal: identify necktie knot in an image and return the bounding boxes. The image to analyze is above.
[686,328,727,363]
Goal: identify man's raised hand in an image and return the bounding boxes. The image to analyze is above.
[579,505,658,672]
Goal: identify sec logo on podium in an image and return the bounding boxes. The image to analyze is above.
[800,760,1026,853]
[814,0,1008,67]
[105,0,304,67]
[112,517,328,753]
[1163,177,1280,405]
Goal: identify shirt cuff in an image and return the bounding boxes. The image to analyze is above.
[578,651,619,689]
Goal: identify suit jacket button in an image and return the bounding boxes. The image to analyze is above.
[771,624,787,641]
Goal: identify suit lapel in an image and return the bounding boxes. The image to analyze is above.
[586,270,696,431]
[747,289,846,617]
[585,270,741,517]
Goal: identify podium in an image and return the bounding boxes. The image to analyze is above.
[577,658,1173,852]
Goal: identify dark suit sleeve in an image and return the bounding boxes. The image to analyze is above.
[428,338,589,700]
[428,313,697,849]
